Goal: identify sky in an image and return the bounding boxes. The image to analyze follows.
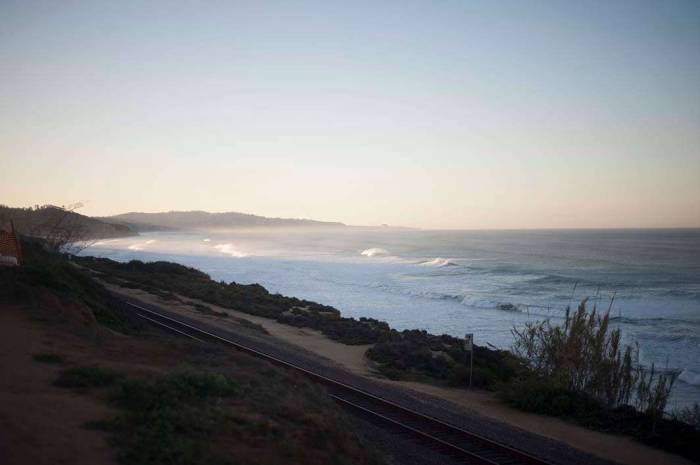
[1,1,699,229]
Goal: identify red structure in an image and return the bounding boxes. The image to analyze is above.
[0,220,23,266]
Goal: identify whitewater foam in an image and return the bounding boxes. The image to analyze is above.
[361,248,390,257]
[679,369,700,386]
[127,239,156,251]
[214,243,247,258]
[420,257,456,267]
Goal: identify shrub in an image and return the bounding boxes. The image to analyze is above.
[673,403,700,431]
[77,256,386,341]
[499,378,602,421]
[367,331,520,388]
[511,299,676,414]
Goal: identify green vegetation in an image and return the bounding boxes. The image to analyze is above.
[32,353,64,364]
[367,330,521,388]
[73,367,384,465]
[500,378,700,460]
[188,301,229,317]
[78,257,393,344]
[105,370,238,465]
[1,238,139,334]
[55,366,123,388]
[506,300,699,461]
[511,300,676,414]
[231,316,269,335]
[673,403,700,431]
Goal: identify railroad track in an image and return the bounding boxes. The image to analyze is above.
[122,300,553,465]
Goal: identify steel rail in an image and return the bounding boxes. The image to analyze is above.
[123,299,553,465]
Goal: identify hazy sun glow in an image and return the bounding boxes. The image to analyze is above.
[1,1,699,229]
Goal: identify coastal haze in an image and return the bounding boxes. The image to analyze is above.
[84,225,700,409]
[2,1,700,464]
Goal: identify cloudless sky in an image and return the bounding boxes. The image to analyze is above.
[1,0,699,229]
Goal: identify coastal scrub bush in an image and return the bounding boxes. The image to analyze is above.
[499,379,700,460]
[499,378,602,421]
[673,403,700,431]
[77,256,393,344]
[507,300,700,460]
[511,299,677,414]
[367,330,521,388]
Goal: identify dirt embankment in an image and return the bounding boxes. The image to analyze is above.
[0,289,382,465]
[104,283,695,465]
[0,303,119,465]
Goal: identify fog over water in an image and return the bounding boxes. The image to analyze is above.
[85,228,700,408]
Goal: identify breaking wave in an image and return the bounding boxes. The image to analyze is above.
[214,243,247,258]
[420,257,457,267]
[679,369,700,386]
[361,248,390,257]
[127,239,156,251]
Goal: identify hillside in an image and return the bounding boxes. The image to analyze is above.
[103,210,346,231]
[0,205,135,240]
[0,239,385,465]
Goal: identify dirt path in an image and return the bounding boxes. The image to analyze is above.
[104,284,694,465]
[102,283,374,376]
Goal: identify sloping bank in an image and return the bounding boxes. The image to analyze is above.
[0,239,387,465]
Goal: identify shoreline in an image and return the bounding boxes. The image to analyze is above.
[81,231,700,412]
[102,281,694,465]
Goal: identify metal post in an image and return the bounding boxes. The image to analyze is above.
[469,349,473,389]
[465,333,473,389]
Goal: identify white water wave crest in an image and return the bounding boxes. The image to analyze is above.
[127,239,156,251]
[214,243,247,258]
[679,369,700,386]
[420,257,457,267]
[361,248,390,257]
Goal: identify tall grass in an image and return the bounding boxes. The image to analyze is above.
[512,299,677,421]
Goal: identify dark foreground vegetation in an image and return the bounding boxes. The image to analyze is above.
[1,238,139,334]
[1,240,385,465]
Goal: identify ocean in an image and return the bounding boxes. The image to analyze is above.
[84,228,700,409]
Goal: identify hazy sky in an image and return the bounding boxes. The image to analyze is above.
[1,1,699,229]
